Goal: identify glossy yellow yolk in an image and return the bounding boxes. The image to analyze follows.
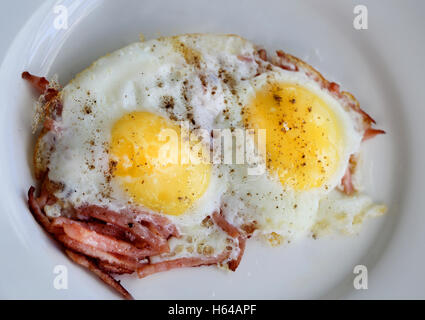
[110,112,211,215]
[243,83,343,191]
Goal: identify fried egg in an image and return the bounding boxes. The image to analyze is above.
[219,67,375,243]
[40,34,385,263]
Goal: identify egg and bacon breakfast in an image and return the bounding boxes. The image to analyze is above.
[24,34,386,299]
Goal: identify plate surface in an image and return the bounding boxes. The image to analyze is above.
[0,0,424,299]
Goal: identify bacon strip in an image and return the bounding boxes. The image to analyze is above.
[23,71,62,126]
[79,205,173,252]
[340,154,359,195]
[83,221,133,241]
[135,211,244,279]
[135,210,244,279]
[52,218,154,259]
[57,234,144,271]
[212,211,240,238]
[122,208,180,239]
[237,55,254,62]
[28,184,155,298]
[341,168,355,195]
[65,249,133,300]
[85,221,151,250]
[228,236,246,271]
[258,49,267,61]
[79,206,179,239]
[212,211,246,271]
[28,180,185,298]
[275,50,299,71]
[344,97,377,125]
[28,186,56,233]
[137,251,230,279]
[22,72,50,94]
[98,261,134,275]
[362,128,386,142]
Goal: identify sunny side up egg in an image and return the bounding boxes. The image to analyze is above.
[42,34,385,265]
[219,68,383,243]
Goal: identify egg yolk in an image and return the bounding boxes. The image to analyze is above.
[243,83,343,190]
[110,111,211,215]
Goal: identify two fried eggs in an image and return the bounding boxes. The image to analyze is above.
[42,34,385,263]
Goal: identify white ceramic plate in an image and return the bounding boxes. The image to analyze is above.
[0,0,424,299]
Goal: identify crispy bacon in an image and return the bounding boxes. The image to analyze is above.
[57,234,144,271]
[52,218,154,259]
[82,221,151,251]
[98,261,134,275]
[22,72,50,94]
[28,178,185,298]
[65,249,133,300]
[341,126,385,194]
[341,168,355,195]
[342,93,377,125]
[228,236,246,271]
[212,211,240,238]
[258,49,267,61]
[328,82,340,94]
[29,184,138,298]
[135,211,246,279]
[38,176,59,206]
[340,154,359,195]
[23,71,62,126]
[122,207,180,239]
[42,118,57,132]
[237,55,254,62]
[44,88,61,107]
[82,220,132,241]
[362,128,386,142]
[28,186,55,233]
[28,181,184,299]
[275,50,299,71]
[137,251,230,279]
[78,205,172,252]
[212,211,246,271]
